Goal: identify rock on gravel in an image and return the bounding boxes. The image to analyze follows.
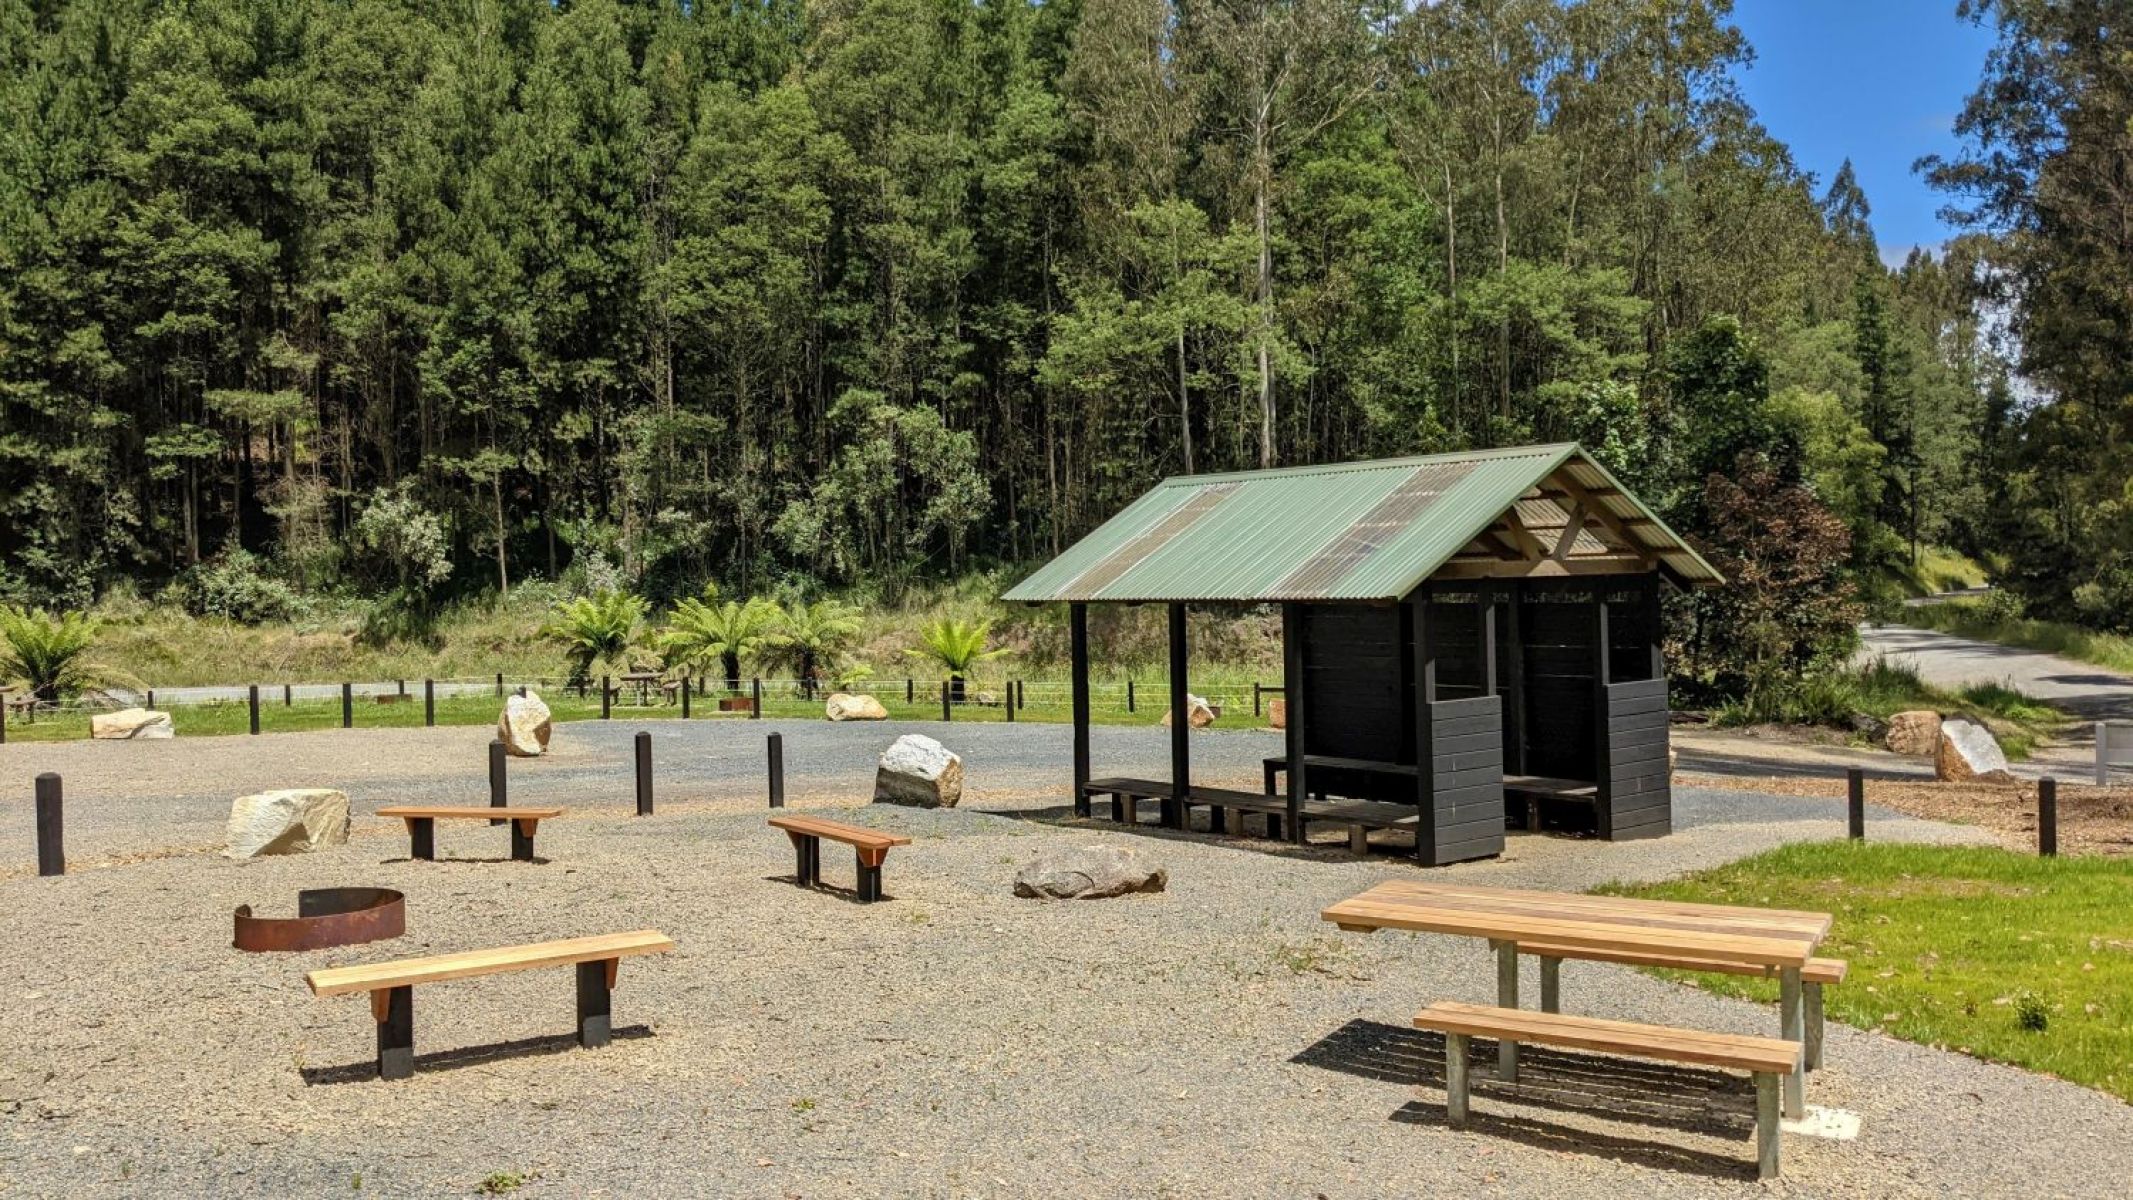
[1936,717,2013,782]
[90,707,174,739]
[223,788,348,858]
[1886,709,1942,756]
[874,733,963,807]
[1013,845,1167,899]
[496,691,553,756]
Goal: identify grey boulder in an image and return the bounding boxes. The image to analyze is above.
[1013,846,1167,900]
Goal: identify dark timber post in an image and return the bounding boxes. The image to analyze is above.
[2038,777,2057,857]
[1254,682,1262,718]
[34,773,63,877]
[1167,602,1191,831]
[1070,602,1092,816]
[397,679,407,697]
[1005,680,1016,722]
[1,695,8,744]
[424,679,435,727]
[1502,584,1526,775]
[767,733,785,808]
[576,961,612,1049]
[906,677,914,704]
[283,683,292,707]
[495,672,504,697]
[751,677,761,719]
[1645,576,1666,681]
[635,732,654,816]
[1126,679,1135,713]
[1412,589,1439,864]
[941,680,952,721]
[1593,595,1613,838]
[601,675,612,719]
[489,739,508,825]
[341,682,353,728]
[1282,604,1307,844]
[680,675,691,719]
[248,685,260,736]
[1846,768,1865,840]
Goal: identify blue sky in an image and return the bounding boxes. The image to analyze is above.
[1729,0,1998,265]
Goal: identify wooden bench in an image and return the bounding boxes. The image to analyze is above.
[375,805,565,862]
[306,930,675,1079]
[769,815,912,903]
[1502,775,1598,830]
[1414,1001,1800,1180]
[1517,942,1848,1070]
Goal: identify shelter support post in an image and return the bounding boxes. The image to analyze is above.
[1070,603,1091,817]
[1282,603,1306,844]
[1167,603,1190,831]
[1411,589,1438,865]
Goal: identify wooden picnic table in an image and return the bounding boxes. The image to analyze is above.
[1322,879,1832,1117]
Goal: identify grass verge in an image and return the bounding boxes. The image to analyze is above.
[1602,841,2133,1103]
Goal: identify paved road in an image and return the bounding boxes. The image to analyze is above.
[1858,622,2133,724]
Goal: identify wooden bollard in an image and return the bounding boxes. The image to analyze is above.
[1127,679,1136,713]
[397,679,407,697]
[2039,777,2058,857]
[635,731,654,816]
[941,680,952,722]
[283,683,292,707]
[1846,768,1864,840]
[424,679,435,727]
[601,675,612,720]
[1006,680,1016,722]
[680,675,691,719]
[35,773,63,876]
[495,672,504,697]
[489,739,508,825]
[0,694,7,744]
[751,677,762,719]
[249,684,260,735]
[906,677,914,704]
[767,733,785,808]
[341,682,353,728]
[1254,682,1262,717]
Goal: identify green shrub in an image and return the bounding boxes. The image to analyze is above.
[177,549,307,623]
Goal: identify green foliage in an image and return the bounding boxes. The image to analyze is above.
[1606,841,2133,1103]
[764,599,864,687]
[0,607,130,700]
[175,550,307,624]
[907,617,1008,678]
[661,596,782,691]
[542,591,647,687]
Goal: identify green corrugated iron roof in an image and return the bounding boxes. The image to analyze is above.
[1002,443,1722,603]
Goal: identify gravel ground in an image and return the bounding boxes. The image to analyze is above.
[4,725,2129,1199]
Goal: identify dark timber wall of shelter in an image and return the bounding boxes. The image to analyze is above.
[1298,604,1408,775]
[1517,584,1598,779]
[1598,578,1671,838]
[1417,589,1505,865]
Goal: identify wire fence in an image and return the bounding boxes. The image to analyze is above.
[0,672,1289,744]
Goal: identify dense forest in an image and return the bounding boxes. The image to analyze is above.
[0,0,2111,695]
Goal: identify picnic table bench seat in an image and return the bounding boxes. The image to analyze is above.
[375,805,564,862]
[1085,775,1414,851]
[306,930,674,1079]
[1414,1000,1801,1179]
[1516,941,1848,1069]
[769,815,912,903]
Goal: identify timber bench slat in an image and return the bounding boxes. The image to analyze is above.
[306,930,674,1080]
[769,815,912,903]
[1414,1001,1799,1180]
[376,804,564,863]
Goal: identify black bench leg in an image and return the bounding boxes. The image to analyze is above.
[1266,813,1282,840]
[576,961,612,1049]
[856,851,884,903]
[409,818,434,861]
[1110,793,1124,823]
[376,986,414,1080]
[790,833,820,886]
[510,820,534,862]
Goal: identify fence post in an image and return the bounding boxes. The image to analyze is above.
[2039,777,2058,857]
[489,739,508,825]
[1127,679,1136,713]
[248,684,260,735]
[1254,682,1262,718]
[0,694,7,744]
[35,773,63,877]
[767,733,785,808]
[635,731,654,816]
[942,680,952,722]
[681,674,691,719]
[496,672,504,698]
[906,677,914,704]
[341,682,353,729]
[397,679,406,697]
[2098,721,2111,786]
[601,675,612,720]
[146,688,155,710]
[751,677,762,719]
[424,679,435,727]
[1846,768,1864,840]
[283,683,292,707]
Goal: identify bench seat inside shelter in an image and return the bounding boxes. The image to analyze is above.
[769,815,912,903]
[306,930,674,1079]
[375,805,563,862]
[1414,1000,1801,1180]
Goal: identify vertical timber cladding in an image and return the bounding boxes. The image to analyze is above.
[1601,577,1671,839]
[1518,580,1600,785]
[1420,586,1505,864]
[1297,603,1409,802]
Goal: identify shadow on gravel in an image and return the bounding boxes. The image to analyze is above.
[762,875,893,905]
[301,1025,654,1085]
[979,803,1379,863]
[1294,1019,1758,1179]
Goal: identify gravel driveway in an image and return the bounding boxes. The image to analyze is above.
[3,723,2128,1198]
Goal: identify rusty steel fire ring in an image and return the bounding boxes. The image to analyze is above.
[233,887,405,952]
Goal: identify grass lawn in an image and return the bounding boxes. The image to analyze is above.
[1906,597,2133,678]
[1603,841,2133,1103]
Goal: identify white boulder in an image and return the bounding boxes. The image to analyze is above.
[826,692,889,721]
[873,734,963,808]
[1158,693,1217,729]
[91,708,174,740]
[497,691,553,756]
[1935,718,2015,783]
[224,788,349,859]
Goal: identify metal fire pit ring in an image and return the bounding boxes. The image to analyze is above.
[233,887,406,952]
